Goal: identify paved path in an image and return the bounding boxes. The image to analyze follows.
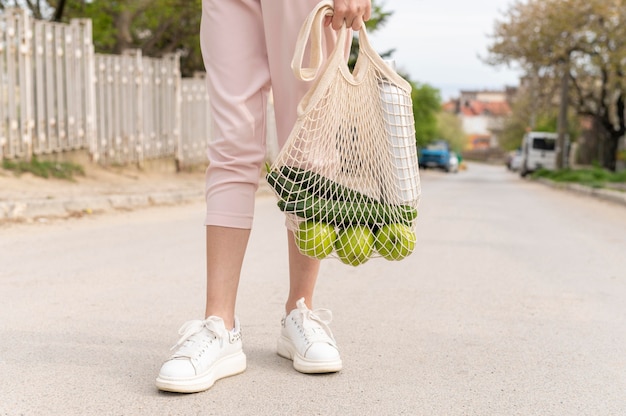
[0,166,208,222]
[1,164,625,415]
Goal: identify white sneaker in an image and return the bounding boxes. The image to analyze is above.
[277,298,342,373]
[156,316,246,393]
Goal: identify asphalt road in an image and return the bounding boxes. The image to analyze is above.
[1,163,625,415]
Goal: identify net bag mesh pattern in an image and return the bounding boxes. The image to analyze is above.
[267,1,421,266]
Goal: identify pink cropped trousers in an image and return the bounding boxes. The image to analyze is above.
[200,0,338,228]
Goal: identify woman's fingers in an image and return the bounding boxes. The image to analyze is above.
[330,0,371,31]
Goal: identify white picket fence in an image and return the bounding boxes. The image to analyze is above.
[0,8,278,167]
[92,50,180,164]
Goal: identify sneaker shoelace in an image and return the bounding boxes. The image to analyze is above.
[170,317,224,359]
[296,301,336,345]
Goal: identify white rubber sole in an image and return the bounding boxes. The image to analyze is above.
[277,336,342,374]
[155,351,246,393]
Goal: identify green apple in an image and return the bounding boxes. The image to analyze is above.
[335,225,375,266]
[374,223,416,261]
[295,221,337,259]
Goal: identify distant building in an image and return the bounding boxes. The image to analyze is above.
[443,88,516,150]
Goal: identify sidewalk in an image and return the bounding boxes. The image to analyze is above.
[533,177,626,207]
[0,163,209,222]
[0,163,271,223]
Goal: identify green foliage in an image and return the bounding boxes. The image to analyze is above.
[532,167,626,188]
[534,115,557,133]
[56,0,203,76]
[436,112,466,153]
[2,157,85,180]
[499,91,532,151]
[409,82,441,148]
[500,121,527,151]
[81,3,117,52]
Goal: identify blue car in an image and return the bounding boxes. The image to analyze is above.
[419,140,455,172]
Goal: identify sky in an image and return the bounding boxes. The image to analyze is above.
[368,0,521,101]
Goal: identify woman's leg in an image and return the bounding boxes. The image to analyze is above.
[263,0,343,373]
[201,0,272,326]
[204,226,251,329]
[260,0,338,314]
[156,0,268,392]
[285,231,321,313]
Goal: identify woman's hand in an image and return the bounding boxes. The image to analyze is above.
[325,0,372,31]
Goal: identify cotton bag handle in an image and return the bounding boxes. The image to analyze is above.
[291,0,406,89]
[291,0,348,82]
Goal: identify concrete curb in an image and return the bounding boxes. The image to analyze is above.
[0,189,205,222]
[534,178,626,208]
[0,179,272,223]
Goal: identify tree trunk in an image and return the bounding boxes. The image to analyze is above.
[602,132,619,172]
[52,0,67,22]
[557,60,570,169]
[114,10,134,54]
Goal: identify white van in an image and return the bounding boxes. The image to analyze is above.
[520,131,558,177]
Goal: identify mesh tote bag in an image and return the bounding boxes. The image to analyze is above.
[266,0,421,266]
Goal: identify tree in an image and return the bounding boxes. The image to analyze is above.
[485,0,626,171]
[1,0,69,21]
[1,0,44,19]
[499,82,579,152]
[409,81,441,148]
[64,0,204,76]
[436,112,466,153]
[0,0,204,76]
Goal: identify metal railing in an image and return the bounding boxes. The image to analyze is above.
[1,8,278,167]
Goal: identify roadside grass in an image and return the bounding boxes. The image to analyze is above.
[532,167,626,189]
[2,157,85,181]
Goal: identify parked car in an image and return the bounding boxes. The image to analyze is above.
[506,149,523,172]
[520,131,558,177]
[419,140,455,172]
[448,152,459,173]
